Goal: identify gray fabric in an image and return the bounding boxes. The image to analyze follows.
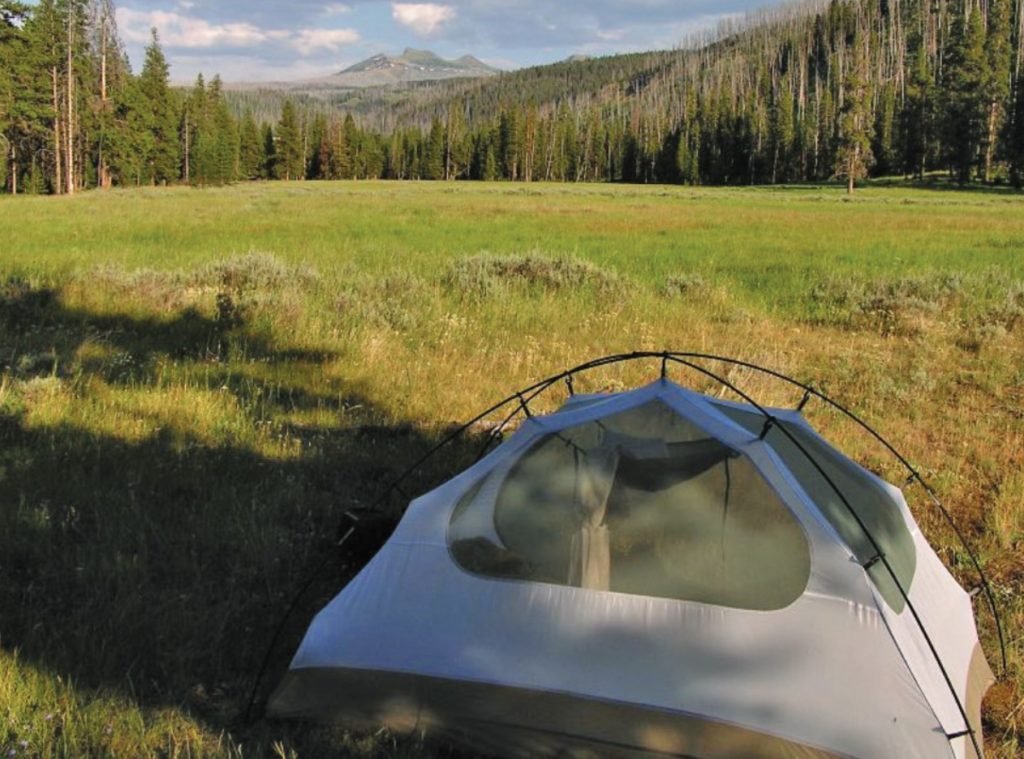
[714,406,916,612]
[450,400,811,610]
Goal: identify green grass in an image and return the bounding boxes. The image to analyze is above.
[1,180,1022,757]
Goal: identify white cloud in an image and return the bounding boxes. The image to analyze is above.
[117,8,268,48]
[321,3,351,15]
[292,27,360,53]
[117,7,358,58]
[391,3,456,36]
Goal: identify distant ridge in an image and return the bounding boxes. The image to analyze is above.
[310,48,500,88]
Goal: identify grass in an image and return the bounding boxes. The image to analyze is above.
[0,180,1022,757]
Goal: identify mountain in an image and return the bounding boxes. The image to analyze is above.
[306,48,500,88]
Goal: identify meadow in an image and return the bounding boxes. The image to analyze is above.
[0,180,1022,757]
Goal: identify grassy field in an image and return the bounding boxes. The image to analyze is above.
[0,180,1022,757]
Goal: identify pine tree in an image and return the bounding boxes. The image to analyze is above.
[902,34,933,179]
[207,75,237,183]
[942,4,987,184]
[835,38,874,193]
[275,99,301,180]
[424,117,444,179]
[238,110,263,180]
[1008,74,1024,187]
[138,29,179,184]
[982,0,1012,182]
[261,122,276,179]
[306,113,327,179]
[0,0,43,193]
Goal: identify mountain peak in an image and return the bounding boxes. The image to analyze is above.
[326,48,500,87]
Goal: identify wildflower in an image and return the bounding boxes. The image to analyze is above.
[44,714,53,721]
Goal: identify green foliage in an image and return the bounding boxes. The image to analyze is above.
[942,5,988,184]
[138,30,179,185]
[443,252,625,300]
[835,39,874,193]
[7,0,1024,191]
[274,100,302,181]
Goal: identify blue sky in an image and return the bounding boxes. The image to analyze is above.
[112,0,777,83]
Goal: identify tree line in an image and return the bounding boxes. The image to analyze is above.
[3,0,1024,193]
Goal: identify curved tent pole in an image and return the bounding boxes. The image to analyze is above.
[662,351,1006,677]
[662,355,983,758]
[465,349,1006,674]
[246,351,1005,731]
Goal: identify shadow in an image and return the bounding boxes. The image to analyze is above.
[0,280,493,756]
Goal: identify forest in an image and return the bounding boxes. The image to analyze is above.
[3,0,1024,191]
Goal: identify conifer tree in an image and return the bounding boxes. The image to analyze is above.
[982,0,1012,182]
[942,3,987,183]
[138,29,179,184]
[261,122,276,179]
[424,117,444,179]
[238,110,263,180]
[835,38,874,193]
[274,99,301,180]
[903,34,933,179]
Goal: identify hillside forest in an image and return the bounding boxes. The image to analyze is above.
[3,0,1024,192]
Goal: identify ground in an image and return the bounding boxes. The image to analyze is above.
[0,180,1021,757]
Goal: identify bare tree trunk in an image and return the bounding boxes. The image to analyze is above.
[65,8,75,196]
[183,111,190,185]
[9,142,17,195]
[52,65,62,195]
[985,102,999,183]
[99,23,110,189]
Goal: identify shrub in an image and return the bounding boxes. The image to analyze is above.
[334,271,433,332]
[663,273,707,298]
[443,253,624,300]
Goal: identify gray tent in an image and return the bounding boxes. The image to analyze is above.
[270,376,994,758]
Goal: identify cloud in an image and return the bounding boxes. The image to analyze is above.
[118,7,359,59]
[391,3,456,36]
[292,27,361,53]
[321,3,351,15]
[117,8,269,48]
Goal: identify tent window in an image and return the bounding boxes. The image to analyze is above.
[448,400,811,610]
[714,406,915,613]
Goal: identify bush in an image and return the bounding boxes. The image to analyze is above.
[443,253,624,300]
[334,271,433,332]
[663,273,707,298]
[808,273,965,337]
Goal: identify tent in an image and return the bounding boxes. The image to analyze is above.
[268,361,996,759]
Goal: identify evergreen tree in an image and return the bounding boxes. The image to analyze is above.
[835,39,874,193]
[942,4,987,184]
[982,0,1012,182]
[138,29,179,184]
[1008,74,1024,187]
[238,110,263,180]
[275,99,301,180]
[424,117,445,179]
[261,122,276,179]
[0,1,41,193]
[902,34,933,179]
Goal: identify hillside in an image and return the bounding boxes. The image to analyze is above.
[225,48,500,94]
[5,0,1024,192]
[313,48,499,87]
[219,0,1024,189]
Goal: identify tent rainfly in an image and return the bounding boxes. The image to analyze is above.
[268,372,995,759]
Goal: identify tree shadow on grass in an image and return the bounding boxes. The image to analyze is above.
[0,281,493,756]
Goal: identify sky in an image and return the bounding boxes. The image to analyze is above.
[111,0,777,83]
